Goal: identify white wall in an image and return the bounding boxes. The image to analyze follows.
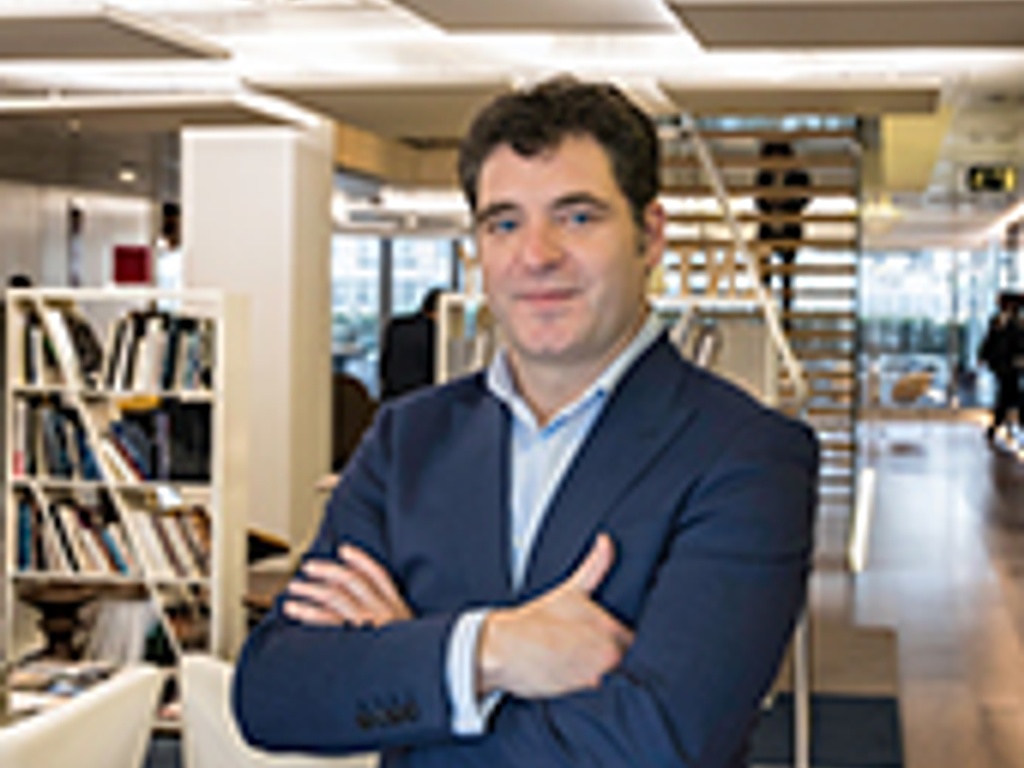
[0,180,153,287]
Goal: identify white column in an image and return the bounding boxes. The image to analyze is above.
[182,122,333,547]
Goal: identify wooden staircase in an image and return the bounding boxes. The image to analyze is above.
[658,121,861,515]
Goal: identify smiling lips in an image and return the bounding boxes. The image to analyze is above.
[515,287,580,308]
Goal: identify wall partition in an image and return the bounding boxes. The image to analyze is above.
[859,245,1003,411]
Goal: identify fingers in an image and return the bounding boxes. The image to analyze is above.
[286,577,362,623]
[285,546,412,628]
[339,544,409,614]
[565,533,615,595]
[283,598,345,626]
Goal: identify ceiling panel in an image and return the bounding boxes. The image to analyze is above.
[667,1,1024,48]
[0,94,305,133]
[0,7,227,60]
[249,80,510,140]
[660,83,940,115]
[0,119,178,198]
[389,0,679,32]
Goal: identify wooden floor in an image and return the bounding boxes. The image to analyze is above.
[811,418,1024,768]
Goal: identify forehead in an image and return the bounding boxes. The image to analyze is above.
[477,135,621,207]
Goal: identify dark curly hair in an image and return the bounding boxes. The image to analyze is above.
[458,76,659,226]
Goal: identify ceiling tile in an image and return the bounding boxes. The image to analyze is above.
[0,94,303,132]
[660,84,940,115]
[0,6,227,60]
[668,1,1024,48]
[248,80,510,140]
[389,0,679,32]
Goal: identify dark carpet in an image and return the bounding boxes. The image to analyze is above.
[145,693,903,767]
[749,693,903,767]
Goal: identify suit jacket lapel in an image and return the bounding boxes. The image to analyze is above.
[521,338,698,595]
[449,382,514,600]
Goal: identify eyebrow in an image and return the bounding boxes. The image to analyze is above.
[474,201,520,229]
[550,192,612,215]
[475,192,612,228]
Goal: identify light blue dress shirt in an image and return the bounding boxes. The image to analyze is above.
[446,313,664,735]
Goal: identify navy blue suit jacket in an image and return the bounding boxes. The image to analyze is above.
[233,336,819,767]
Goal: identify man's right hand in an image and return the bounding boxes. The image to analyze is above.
[477,533,634,699]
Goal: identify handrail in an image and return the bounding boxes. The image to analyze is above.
[676,113,810,411]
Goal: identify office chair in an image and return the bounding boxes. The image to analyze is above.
[181,654,377,768]
[0,664,162,768]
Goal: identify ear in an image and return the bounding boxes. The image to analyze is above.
[639,200,666,270]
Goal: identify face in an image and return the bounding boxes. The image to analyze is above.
[474,135,664,380]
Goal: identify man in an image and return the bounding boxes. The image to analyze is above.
[979,292,1023,441]
[754,141,811,325]
[380,288,442,400]
[233,77,819,767]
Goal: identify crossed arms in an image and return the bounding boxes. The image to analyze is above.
[287,532,631,701]
[233,396,818,767]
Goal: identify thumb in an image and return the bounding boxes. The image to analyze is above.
[566,533,615,595]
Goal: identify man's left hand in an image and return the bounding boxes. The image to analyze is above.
[284,544,412,627]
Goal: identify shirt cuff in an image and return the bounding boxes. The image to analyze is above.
[446,608,503,736]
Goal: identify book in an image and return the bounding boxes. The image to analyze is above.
[109,419,154,479]
[12,398,28,476]
[41,307,83,389]
[149,514,187,578]
[66,409,101,481]
[122,508,177,580]
[16,496,36,570]
[97,437,142,484]
[23,315,45,385]
[173,512,208,575]
[39,505,74,573]
[50,502,92,573]
[103,316,129,390]
[76,505,120,575]
[63,306,104,388]
[118,400,212,482]
[23,397,41,475]
[40,403,74,478]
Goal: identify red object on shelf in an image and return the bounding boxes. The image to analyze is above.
[112,245,152,285]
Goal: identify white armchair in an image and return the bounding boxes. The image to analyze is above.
[181,654,377,768]
[0,664,163,768]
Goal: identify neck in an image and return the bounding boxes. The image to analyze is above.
[508,309,648,426]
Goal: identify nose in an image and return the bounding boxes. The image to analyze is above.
[519,219,564,271]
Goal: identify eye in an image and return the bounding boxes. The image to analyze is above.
[483,214,520,236]
[568,209,593,226]
[556,205,602,229]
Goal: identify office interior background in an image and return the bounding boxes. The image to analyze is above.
[0,2,1023,767]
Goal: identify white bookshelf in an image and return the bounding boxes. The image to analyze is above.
[435,292,498,384]
[2,288,248,687]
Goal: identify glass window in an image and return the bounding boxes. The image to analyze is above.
[391,238,452,315]
[859,247,1001,410]
[331,234,458,396]
[331,235,381,394]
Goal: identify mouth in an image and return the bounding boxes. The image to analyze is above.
[516,288,581,313]
[515,288,579,306]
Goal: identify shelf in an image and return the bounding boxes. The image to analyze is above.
[13,572,144,588]
[83,389,215,403]
[12,477,211,495]
[152,576,211,589]
[4,288,246,679]
[11,384,213,401]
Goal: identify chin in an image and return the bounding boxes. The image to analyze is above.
[514,339,580,363]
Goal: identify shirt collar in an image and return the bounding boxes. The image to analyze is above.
[487,311,664,428]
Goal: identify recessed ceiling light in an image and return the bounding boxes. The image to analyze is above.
[118,165,138,183]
